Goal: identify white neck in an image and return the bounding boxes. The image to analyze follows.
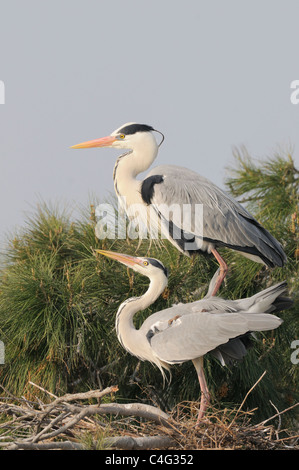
[113,133,159,204]
[115,271,167,361]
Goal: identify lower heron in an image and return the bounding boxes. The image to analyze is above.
[96,249,290,423]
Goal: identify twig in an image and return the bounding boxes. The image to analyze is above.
[28,381,58,399]
[256,402,299,427]
[33,407,92,441]
[46,385,118,407]
[269,400,281,436]
[29,411,72,443]
[274,434,299,443]
[227,371,267,430]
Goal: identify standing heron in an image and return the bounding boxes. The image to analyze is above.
[96,249,289,423]
[72,123,287,295]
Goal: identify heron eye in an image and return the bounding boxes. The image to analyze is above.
[119,134,125,139]
[143,261,149,266]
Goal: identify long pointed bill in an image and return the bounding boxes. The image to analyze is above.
[70,135,116,149]
[95,249,143,268]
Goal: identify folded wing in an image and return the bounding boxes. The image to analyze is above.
[147,310,282,364]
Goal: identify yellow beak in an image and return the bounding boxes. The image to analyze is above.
[70,135,116,149]
[95,249,143,268]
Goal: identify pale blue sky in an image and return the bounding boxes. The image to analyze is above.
[0,0,299,249]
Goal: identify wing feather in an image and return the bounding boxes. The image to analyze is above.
[148,311,282,364]
[145,165,286,266]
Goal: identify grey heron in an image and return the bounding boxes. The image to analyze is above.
[72,123,287,295]
[96,249,289,422]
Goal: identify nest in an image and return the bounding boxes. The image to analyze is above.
[0,376,298,451]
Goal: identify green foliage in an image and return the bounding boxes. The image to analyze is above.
[226,146,298,246]
[0,150,298,424]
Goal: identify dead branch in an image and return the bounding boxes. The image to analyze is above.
[83,402,171,426]
[5,435,176,451]
[41,385,119,407]
[5,441,84,450]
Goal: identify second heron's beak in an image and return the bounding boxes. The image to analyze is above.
[95,250,143,268]
[70,135,116,149]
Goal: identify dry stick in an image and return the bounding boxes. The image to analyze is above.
[64,402,171,427]
[269,400,281,438]
[47,386,119,407]
[32,407,92,442]
[29,411,72,443]
[27,385,120,443]
[0,403,38,423]
[6,441,83,451]
[256,402,299,427]
[98,402,171,426]
[227,371,267,430]
[28,384,119,427]
[28,381,58,399]
[274,434,299,444]
[28,381,118,408]
[0,384,20,401]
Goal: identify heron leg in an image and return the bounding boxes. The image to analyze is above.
[210,249,228,296]
[192,357,210,425]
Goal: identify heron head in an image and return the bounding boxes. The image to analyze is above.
[70,122,164,151]
[95,249,168,279]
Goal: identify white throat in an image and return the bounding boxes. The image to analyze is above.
[115,271,167,362]
[113,132,159,205]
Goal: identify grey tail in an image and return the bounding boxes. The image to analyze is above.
[271,295,293,313]
[251,281,293,313]
[238,215,287,268]
[210,281,293,366]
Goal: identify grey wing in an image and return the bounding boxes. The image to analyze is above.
[139,289,235,334]
[145,165,286,267]
[148,310,282,364]
[139,292,237,339]
[140,302,194,334]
